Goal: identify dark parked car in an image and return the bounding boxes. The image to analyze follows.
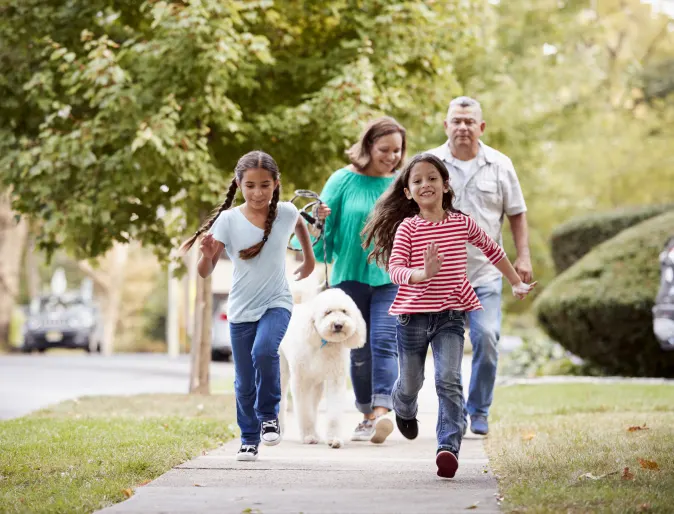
[22,293,102,353]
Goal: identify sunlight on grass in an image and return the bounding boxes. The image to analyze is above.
[487,384,674,513]
[0,394,236,513]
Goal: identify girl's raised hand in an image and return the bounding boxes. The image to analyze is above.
[511,281,538,300]
[423,242,444,280]
[199,233,219,259]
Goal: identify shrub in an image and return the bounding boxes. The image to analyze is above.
[550,203,674,273]
[535,210,674,377]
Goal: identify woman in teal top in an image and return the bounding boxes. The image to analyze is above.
[314,116,407,444]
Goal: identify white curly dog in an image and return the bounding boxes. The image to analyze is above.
[279,288,366,449]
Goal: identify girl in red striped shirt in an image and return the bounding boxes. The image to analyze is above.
[362,153,535,479]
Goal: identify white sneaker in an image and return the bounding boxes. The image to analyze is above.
[351,419,375,441]
[371,415,394,444]
[236,444,258,461]
[260,418,282,446]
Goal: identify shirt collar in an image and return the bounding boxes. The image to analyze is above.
[439,140,493,168]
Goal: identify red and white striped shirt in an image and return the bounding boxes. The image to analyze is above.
[388,213,506,315]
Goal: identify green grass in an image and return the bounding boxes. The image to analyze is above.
[487,384,674,513]
[0,394,236,513]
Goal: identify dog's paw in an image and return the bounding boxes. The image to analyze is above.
[327,437,344,449]
[302,435,320,445]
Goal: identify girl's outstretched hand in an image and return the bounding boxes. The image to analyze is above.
[293,259,315,281]
[511,281,538,299]
[423,242,444,280]
[200,233,219,259]
[315,203,332,221]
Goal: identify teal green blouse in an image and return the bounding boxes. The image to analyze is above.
[313,167,395,287]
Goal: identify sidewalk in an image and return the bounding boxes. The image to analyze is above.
[98,361,501,514]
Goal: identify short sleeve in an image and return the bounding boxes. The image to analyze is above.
[501,159,527,216]
[280,201,299,227]
[209,211,229,247]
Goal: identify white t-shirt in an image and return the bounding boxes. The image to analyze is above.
[209,202,299,323]
[449,157,477,193]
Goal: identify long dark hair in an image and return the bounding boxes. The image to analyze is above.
[361,153,461,268]
[179,150,281,260]
[346,116,407,172]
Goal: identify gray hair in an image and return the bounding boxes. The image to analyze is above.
[447,96,483,120]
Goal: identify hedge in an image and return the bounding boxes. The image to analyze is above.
[550,203,674,274]
[535,210,674,377]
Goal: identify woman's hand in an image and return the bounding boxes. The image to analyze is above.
[315,203,331,221]
[199,233,219,260]
[511,281,538,300]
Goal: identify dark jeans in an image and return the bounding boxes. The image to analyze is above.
[333,281,398,415]
[393,310,466,454]
[229,307,291,445]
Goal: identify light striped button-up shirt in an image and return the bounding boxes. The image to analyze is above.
[427,141,527,288]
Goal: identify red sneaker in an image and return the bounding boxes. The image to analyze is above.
[436,450,459,478]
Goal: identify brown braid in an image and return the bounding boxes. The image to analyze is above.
[178,150,282,258]
[178,178,239,255]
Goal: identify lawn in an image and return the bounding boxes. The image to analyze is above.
[0,394,236,513]
[487,383,674,514]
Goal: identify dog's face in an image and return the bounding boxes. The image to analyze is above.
[310,289,366,350]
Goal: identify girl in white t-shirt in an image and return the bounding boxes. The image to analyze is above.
[180,151,315,461]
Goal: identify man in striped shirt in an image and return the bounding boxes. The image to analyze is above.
[427,96,532,436]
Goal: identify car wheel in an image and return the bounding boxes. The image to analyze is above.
[37,347,47,353]
[21,346,33,354]
[211,349,228,362]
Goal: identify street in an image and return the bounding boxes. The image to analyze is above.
[0,353,235,420]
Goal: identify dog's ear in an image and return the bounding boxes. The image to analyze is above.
[343,304,367,350]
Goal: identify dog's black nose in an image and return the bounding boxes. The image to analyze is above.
[333,323,343,332]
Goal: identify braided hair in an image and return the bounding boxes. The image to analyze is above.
[179,151,281,260]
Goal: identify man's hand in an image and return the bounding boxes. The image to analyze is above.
[199,233,219,260]
[514,254,533,284]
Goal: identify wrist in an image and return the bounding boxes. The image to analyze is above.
[516,248,531,258]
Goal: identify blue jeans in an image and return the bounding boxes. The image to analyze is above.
[393,310,466,454]
[466,277,502,418]
[229,307,291,445]
[333,281,398,414]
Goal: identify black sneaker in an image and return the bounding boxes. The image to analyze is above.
[236,444,258,461]
[261,418,282,446]
[436,449,459,478]
[395,413,419,440]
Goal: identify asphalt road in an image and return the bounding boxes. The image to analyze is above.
[0,353,235,420]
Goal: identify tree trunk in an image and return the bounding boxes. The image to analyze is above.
[24,233,41,299]
[189,272,212,394]
[0,191,28,351]
[100,243,129,356]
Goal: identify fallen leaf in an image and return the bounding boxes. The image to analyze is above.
[627,424,649,432]
[194,483,204,487]
[122,488,133,498]
[638,503,651,512]
[138,480,152,486]
[638,458,659,471]
[521,432,536,441]
[466,501,480,509]
[578,470,619,481]
[622,467,635,480]
[202,450,207,456]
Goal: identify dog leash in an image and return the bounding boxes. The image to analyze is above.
[288,189,329,289]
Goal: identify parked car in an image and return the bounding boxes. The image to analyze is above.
[22,292,102,353]
[211,297,231,361]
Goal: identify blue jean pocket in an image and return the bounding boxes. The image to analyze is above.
[396,314,411,327]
